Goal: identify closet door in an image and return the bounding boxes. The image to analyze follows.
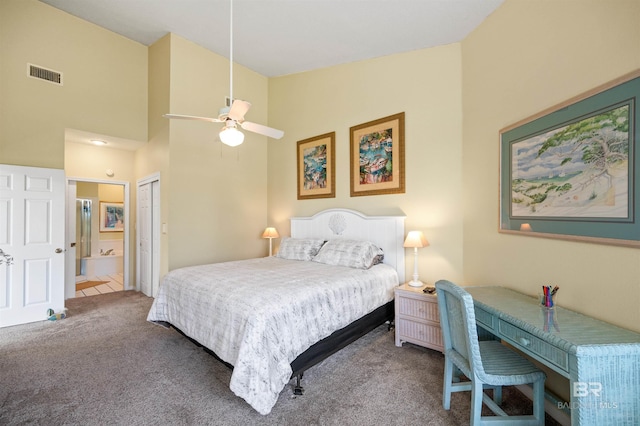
[137,176,160,298]
[138,182,152,297]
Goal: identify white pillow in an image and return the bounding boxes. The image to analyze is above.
[276,238,326,261]
[312,239,384,269]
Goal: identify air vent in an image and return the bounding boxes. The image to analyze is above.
[27,63,63,85]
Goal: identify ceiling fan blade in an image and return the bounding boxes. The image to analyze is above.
[241,121,285,139]
[163,113,222,123]
[227,100,251,121]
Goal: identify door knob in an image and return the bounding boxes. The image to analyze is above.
[55,248,64,253]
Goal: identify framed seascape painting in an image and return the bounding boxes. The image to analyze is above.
[100,202,124,232]
[499,70,640,247]
[350,112,405,197]
[297,132,335,200]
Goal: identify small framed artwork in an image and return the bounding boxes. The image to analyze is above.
[499,70,640,247]
[350,112,405,197]
[100,202,124,232]
[297,132,336,200]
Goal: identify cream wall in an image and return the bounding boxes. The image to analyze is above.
[0,0,147,168]
[66,142,136,183]
[138,34,171,279]
[1,0,146,294]
[142,34,270,271]
[461,0,640,332]
[268,45,465,286]
[2,0,271,292]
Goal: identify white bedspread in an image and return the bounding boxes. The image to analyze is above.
[147,257,398,414]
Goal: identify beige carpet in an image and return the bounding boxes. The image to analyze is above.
[75,280,109,291]
[0,291,562,425]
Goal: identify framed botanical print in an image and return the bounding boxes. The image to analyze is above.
[499,70,640,247]
[297,132,335,200]
[350,112,405,197]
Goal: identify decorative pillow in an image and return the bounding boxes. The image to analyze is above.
[276,238,326,261]
[312,239,384,269]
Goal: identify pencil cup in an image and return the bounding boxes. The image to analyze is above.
[539,293,556,308]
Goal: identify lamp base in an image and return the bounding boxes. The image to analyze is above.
[408,280,424,287]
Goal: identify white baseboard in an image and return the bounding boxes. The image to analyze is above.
[516,384,571,426]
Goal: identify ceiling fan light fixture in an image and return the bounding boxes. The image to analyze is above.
[162,0,284,143]
[219,126,244,146]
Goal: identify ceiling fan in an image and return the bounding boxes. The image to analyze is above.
[163,0,284,146]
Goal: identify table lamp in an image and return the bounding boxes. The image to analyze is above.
[262,227,279,256]
[403,230,429,287]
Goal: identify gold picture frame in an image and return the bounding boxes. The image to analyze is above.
[297,132,336,200]
[350,112,405,197]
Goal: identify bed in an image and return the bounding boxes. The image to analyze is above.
[147,208,406,414]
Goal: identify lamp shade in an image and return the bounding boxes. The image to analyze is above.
[262,227,279,239]
[403,231,429,248]
[520,223,532,232]
[219,126,245,146]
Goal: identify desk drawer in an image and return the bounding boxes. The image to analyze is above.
[475,306,495,330]
[498,320,568,372]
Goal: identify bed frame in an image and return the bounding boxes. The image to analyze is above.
[176,300,395,395]
[174,208,406,396]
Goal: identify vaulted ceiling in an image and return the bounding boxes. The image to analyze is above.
[39,0,504,77]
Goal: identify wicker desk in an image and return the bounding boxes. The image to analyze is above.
[466,286,640,426]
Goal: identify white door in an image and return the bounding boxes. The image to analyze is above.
[137,174,160,297]
[0,165,66,328]
[138,181,152,297]
[151,179,160,297]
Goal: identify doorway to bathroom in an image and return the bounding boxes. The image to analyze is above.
[65,178,130,299]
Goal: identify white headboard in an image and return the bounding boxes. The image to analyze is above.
[290,208,406,283]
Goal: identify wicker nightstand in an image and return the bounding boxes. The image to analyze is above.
[394,283,443,352]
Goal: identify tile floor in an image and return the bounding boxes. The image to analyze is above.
[75,272,124,298]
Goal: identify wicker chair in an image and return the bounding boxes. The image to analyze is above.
[435,280,546,425]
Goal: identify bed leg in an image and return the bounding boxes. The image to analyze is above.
[293,373,304,395]
[387,320,394,331]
